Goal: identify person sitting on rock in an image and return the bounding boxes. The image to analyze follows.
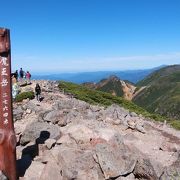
[35,83,41,102]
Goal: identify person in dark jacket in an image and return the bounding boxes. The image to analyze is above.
[35,83,41,102]
[19,68,24,79]
[14,70,18,81]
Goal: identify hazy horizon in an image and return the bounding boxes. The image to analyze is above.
[23,64,170,75]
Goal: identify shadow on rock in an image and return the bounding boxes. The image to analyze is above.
[17,131,50,177]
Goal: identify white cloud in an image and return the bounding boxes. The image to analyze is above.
[12,52,180,73]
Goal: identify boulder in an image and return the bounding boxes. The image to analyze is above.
[23,161,45,179]
[95,142,136,179]
[160,165,180,180]
[52,99,89,111]
[105,104,129,119]
[43,110,66,125]
[40,160,63,180]
[56,134,76,145]
[159,141,179,152]
[18,80,27,87]
[13,106,24,121]
[20,122,61,145]
[133,158,159,180]
[64,124,97,144]
[65,109,83,123]
[25,101,43,113]
[57,146,104,180]
[160,152,180,180]
[98,128,123,143]
[129,112,138,117]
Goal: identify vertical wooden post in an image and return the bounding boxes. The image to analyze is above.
[0,28,17,179]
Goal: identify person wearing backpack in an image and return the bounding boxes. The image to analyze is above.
[35,83,41,102]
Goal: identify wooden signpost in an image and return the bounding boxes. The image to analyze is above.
[0,28,17,179]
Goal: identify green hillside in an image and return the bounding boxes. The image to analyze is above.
[96,77,124,96]
[137,65,180,86]
[59,81,180,130]
[134,65,180,120]
[83,76,124,97]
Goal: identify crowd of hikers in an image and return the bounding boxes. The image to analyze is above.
[11,68,31,83]
[11,68,32,99]
[11,68,42,102]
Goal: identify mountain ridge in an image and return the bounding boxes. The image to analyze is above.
[133,64,180,119]
[83,75,136,100]
[32,65,166,84]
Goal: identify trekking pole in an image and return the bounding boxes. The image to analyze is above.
[0,28,17,180]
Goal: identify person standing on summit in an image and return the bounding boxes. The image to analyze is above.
[19,68,24,80]
[26,71,31,83]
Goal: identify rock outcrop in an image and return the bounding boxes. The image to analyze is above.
[13,80,180,179]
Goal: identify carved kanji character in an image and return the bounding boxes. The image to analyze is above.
[0,78,8,87]
[0,57,8,66]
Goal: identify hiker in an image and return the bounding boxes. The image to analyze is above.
[35,83,41,102]
[26,71,31,83]
[14,70,18,81]
[19,68,24,80]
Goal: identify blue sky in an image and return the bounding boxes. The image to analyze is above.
[1,0,180,73]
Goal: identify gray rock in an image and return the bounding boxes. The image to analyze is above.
[129,112,138,117]
[25,101,43,113]
[53,99,90,111]
[95,142,136,179]
[133,158,159,180]
[13,106,24,121]
[18,80,27,87]
[160,152,180,180]
[40,159,63,180]
[90,105,103,112]
[23,161,45,179]
[105,104,129,118]
[58,118,67,127]
[26,109,32,114]
[160,166,180,180]
[159,141,179,152]
[123,133,138,141]
[43,110,65,124]
[45,139,56,149]
[57,146,104,180]
[0,171,8,180]
[20,122,61,145]
[83,109,100,120]
[65,109,82,123]
[64,124,97,144]
[52,99,75,110]
[103,104,130,126]
[135,124,146,134]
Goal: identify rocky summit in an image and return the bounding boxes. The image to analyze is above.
[12,80,180,180]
